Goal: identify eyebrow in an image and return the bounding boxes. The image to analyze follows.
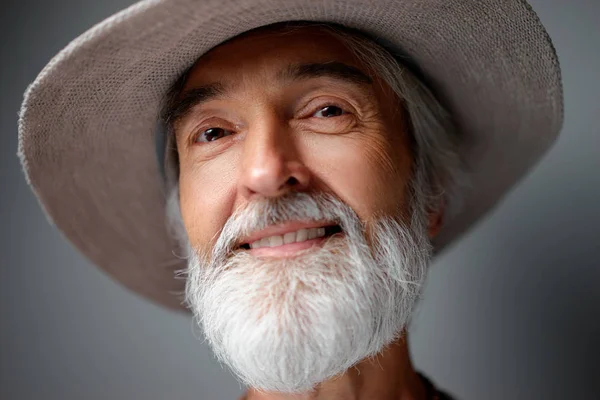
[164,61,373,127]
[164,83,226,126]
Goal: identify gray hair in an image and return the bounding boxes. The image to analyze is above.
[161,21,465,226]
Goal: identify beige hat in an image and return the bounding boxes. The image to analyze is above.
[17,0,563,310]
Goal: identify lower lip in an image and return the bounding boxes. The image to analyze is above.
[248,237,328,257]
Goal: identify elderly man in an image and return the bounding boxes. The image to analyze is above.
[18,0,563,399]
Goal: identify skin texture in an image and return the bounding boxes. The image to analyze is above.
[172,25,442,400]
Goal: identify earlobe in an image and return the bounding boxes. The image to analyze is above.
[427,201,445,239]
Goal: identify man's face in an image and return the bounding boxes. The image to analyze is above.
[174,26,415,254]
[170,25,434,393]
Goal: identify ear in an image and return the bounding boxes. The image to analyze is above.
[427,200,445,239]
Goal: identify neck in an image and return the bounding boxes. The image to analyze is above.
[242,331,427,400]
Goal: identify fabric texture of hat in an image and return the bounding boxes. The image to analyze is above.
[17,0,563,310]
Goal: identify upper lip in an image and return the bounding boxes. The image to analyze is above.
[238,220,336,247]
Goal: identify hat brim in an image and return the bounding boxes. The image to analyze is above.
[18,0,563,310]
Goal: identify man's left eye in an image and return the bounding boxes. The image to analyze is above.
[312,105,347,118]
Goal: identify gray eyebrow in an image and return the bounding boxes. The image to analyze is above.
[163,82,226,126]
[164,61,373,129]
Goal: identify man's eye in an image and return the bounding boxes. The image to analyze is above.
[312,105,346,118]
[194,127,234,143]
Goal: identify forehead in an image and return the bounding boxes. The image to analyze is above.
[183,25,370,88]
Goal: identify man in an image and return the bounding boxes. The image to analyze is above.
[17,1,563,399]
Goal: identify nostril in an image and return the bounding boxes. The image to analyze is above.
[285,176,299,187]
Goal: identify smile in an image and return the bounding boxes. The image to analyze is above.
[238,222,343,256]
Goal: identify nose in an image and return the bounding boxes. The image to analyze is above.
[239,117,311,199]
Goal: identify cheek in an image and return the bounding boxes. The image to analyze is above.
[306,132,412,220]
[178,152,238,251]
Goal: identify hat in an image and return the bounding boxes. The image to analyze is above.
[17,0,563,310]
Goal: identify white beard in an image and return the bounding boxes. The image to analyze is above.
[178,192,432,393]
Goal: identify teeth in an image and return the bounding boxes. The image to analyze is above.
[249,227,328,249]
[296,229,308,242]
[270,235,283,247]
[283,232,296,244]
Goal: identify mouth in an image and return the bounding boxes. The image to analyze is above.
[237,223,343,257]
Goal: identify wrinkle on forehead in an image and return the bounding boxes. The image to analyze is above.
[183,25,375,89]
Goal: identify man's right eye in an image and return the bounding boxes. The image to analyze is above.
[194,127,234,143]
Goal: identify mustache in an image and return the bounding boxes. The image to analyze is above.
[208,192,364,262]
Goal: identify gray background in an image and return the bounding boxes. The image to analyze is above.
[1,1,598,399]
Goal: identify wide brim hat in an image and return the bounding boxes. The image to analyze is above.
[18,0,563,311]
